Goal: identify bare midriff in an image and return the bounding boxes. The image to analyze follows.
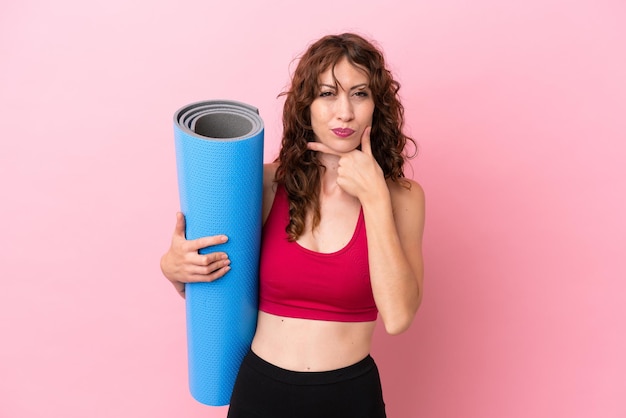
[250,310,377,372]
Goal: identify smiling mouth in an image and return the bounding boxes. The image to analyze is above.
[332,128,355,137]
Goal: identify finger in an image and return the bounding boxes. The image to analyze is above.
[185,234,229,252]
[184,250,228,267]
[187,265,231,283]
[307,141,346,157]
[174,212,186,238]
[189,258,231,276]
[360,126,372,155]
[198,251,229,266]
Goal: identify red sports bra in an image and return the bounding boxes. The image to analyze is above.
[258,184,378,322]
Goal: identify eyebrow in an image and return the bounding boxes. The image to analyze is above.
[319,83,370,91]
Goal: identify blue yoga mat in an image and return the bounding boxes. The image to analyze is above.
[173,100,263,406]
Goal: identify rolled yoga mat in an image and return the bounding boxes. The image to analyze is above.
[173,100,264,406]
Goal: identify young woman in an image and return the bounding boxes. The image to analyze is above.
[161,32,425,418]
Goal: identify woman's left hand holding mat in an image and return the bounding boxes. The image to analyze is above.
[160,212,231,298]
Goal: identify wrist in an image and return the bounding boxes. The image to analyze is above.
[360,180,390,208]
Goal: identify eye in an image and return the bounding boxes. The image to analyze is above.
[354,90,369,98]
[319,91,334,97]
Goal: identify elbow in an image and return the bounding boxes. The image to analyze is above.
[382,306,420,336]
[384,311,415,335]
[382,294,423,336]
[384,320,412,336]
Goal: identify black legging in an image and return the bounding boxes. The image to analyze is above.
[227,350,387,418]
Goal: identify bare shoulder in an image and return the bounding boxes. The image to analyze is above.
[388,178,425,214]
[262,163,279,224]
[387,178,425,239]
[263,162,279,188]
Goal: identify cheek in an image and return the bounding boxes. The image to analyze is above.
[363,99,374,113]
[363,105,374,124]
[311,106,333,129]
[309,102,323,124]
[309,104,325,140]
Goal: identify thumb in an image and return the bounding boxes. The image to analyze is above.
[360,126,372,155]
[174,212,186,238]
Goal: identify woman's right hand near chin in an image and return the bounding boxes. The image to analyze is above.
[160,212,231,298]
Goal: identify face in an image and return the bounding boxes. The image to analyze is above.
[309,57,374,153]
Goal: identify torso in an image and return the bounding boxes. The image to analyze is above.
[251,312,376,371]
[253,163,376,371]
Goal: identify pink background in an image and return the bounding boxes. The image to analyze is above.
[1,0,625,417]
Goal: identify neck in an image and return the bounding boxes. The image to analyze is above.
[318,154,340,194]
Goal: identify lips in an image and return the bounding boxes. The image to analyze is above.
[331,128,355,138]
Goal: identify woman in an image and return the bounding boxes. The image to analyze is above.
[161,33,425,417]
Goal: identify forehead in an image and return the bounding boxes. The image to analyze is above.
[318,57,370,84]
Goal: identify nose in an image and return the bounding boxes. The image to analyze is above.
[335,94,354,121]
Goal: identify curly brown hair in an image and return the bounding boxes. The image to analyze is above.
[275,33,416,241]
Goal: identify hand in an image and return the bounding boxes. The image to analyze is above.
[307,127,386,202]
[160,212,231,298]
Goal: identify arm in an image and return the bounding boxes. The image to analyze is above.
[161,163,278,298]
[307,128,425,334]
[362,178,424,335]
[160,212,231,298]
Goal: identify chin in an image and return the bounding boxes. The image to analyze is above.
[327,140,360,153]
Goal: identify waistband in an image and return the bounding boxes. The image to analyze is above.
[243,350,376,386]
